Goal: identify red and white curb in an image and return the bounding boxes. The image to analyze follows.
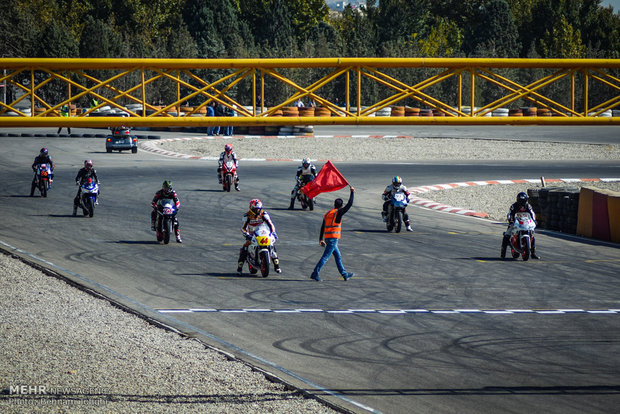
[140,135,412,162]
[408,178,620,218]
[140,138,620,219]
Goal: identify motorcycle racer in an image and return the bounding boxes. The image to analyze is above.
[31,148,54,195]
[288,158,317,210]
[73,160,100,216]
[237,199,281,275]
[151,180,182,243]
[502,192,539,259]
[217,143,239,191]
[381,176,413,231]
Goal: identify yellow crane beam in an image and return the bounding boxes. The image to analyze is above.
[1,58,619,127]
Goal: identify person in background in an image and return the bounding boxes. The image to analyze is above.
[73,160,100,216]
[151,180,182,243]
[57,104,71,134]
[501,191,539,259]
[217,143,239,191]
[381,176,413,232]
[288,158,317,210]
[31,147,54,195]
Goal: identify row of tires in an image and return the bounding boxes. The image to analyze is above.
[0,132,161,139]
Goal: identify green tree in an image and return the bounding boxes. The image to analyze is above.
[35,19,79,57]
[538,14,586,57]
[469,0,518,57]
[79,16,123,58]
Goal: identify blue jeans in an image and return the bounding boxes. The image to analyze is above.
[311,238,347,277]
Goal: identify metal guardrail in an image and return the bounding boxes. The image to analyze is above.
[1,58,619,127]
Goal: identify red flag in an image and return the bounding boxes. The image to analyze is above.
[301,160,349,199]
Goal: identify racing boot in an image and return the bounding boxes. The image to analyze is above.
[500,234,509,259]
[175,229,183,243]
[273,258,282,274]
[288,198,295,210]
[217,170,222,185]
[237,247,248,276]
[234,177,240,191]
[381,211,387,222]
[72,205,78,217]
[531,239,540,259]
[405,220,413,232]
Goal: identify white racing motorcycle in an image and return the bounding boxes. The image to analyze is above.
[502,212,537,261]
[244,223,277,277]
[78,178,99,218]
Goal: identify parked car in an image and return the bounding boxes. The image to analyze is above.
[106,126,138,153]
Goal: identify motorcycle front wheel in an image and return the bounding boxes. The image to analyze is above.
[224,174,232,192]
[522,237,531,261]
[259,250,270,277]
[39,182,47,198]
[83,197,94,217]
[395,209,403,233]
[163,217,172,244]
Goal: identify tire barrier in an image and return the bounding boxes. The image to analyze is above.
[577,187,620,243]
[528,187,580,234]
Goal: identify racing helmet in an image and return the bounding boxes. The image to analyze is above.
[162,180,173,194]
[517,191,528,204]
[249,198,263,214]
[392,176,403,188]
[225,143,233,153]
[302,158,310,168]
[40,147,48,156]
[84,159,93,170]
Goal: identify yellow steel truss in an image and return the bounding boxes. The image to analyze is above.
[1,58,619,127]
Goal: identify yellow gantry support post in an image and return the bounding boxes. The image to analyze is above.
[0,57,619,127]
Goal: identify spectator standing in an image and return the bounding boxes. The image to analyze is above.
[310,186,355,282]
[57,104,71,134]
[207,102,216,136]
[224,105,236,136]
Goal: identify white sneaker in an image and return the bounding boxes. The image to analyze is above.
[406,225,413,232]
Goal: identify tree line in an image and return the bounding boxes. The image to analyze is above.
[1,0,619,109]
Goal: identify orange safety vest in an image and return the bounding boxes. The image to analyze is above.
[324,208,341,239]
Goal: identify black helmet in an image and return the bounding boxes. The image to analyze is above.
[517,192,528,204]
[40,148,48,156]
[302,158,310,168]
[162,180,173,194]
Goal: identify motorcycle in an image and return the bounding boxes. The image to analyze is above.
[295,177,314,210]
[78,178,99,217]
[31,163,51,197]
[221,160,238,192]
[502,212,536,261]
[386,192,408,232]
[155,198,178,244]
[244,223,277,277]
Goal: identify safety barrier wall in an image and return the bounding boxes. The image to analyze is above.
[577,187,620,243]
[1,57,620,127]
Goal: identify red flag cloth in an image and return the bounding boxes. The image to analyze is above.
[301,160,349,199]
